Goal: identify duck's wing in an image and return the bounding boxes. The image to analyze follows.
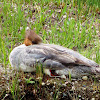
[43,44,99,67]
[20,44,99,70]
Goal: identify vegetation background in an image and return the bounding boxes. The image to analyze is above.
[0,0,100,100]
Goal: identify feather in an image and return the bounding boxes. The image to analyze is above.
[9,44,100,77]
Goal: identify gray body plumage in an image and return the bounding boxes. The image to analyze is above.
[9,44,100,77]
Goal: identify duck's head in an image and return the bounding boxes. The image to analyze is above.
[24,28,42,46]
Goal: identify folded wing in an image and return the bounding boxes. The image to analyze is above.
[19,44,99,70]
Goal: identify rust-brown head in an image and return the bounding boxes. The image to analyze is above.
[24,28,42,46]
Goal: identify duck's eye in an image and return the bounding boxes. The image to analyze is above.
[32,41,37,44]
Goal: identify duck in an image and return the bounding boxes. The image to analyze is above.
[9,28,100,78]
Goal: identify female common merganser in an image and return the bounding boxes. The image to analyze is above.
[9,28,100,78]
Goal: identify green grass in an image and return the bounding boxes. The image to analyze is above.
[10,71,20,100]
[0,0,100,99]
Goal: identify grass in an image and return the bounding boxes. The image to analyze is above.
[10,71,20,100]
[0,0,100,99]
